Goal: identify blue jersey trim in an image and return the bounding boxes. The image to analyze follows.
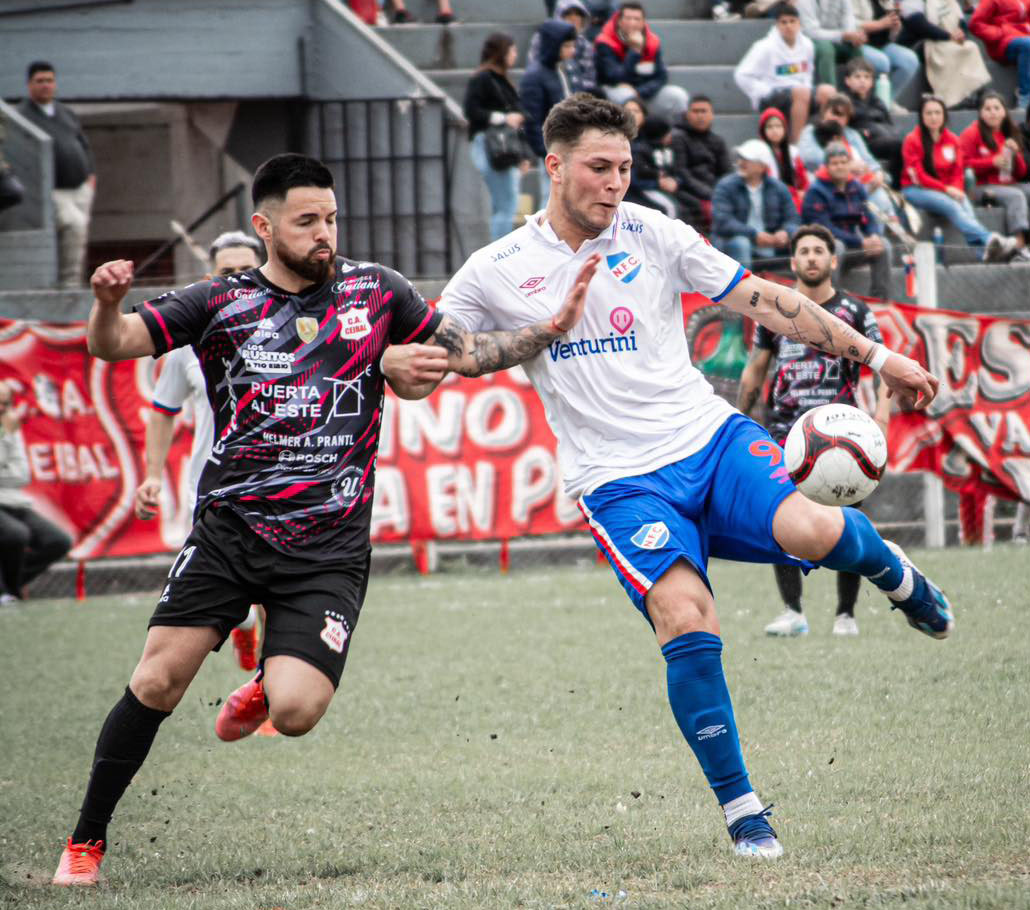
[710,265,746,303]
[151,399,182,416]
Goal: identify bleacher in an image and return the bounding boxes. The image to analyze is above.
[372,0,1029,307]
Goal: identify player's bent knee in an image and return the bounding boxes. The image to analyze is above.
[129,665,187,713]
[774,494,844,561]
[646,562,719,643]
[268,699,328,737]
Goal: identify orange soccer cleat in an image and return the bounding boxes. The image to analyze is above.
[52,838,105,886]
[230,623,260,671]
[255,718,279,737]
[215,674,268,742]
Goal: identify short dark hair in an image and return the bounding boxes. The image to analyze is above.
[251,154,334,207]
[689,95,713,107]
[822,93,854,120]
[480,32,515,69]
[790,223,836,256]
[209,230,262,262]
[618,2,645,14]
[27,61,54,80]
[813,119,844,147]
[772,3,800,20]
[543,93,637,150]
[845,57,875,78]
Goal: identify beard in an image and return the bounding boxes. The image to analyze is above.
[797,264,833,289]
[274,237,336,285]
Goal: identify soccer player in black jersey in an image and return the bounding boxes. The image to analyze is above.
[52,153,600,886]
[737,223,891,638]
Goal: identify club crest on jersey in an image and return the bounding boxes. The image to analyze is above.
[320,614,348,653]
[606,251,642,283]
[296,317,319,345]
[631,521,670,550]
[338,307,372,340]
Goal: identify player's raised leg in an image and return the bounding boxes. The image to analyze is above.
[53,625,219,886]
[772,493,954,638]
[646,563,784,858]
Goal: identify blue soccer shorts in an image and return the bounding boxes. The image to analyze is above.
[579,414,807,618]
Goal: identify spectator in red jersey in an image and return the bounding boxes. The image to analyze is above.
[759,107,810,212]
[958,92,1030,260]
[901,95,1018,260]
[969,0,1030,110]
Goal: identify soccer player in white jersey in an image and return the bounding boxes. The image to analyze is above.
[385,94,953,859]
[134,232,268,678]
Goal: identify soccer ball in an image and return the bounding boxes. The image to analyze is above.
[784,404,887,506]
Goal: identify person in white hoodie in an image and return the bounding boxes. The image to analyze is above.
[794,0,868,87]
[734,3,835,143]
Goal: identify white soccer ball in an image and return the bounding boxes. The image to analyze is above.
[783,404,887,506]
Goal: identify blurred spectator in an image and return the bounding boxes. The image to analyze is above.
[734,3,835,143]
[387,0,456,23]
[843,57,903,186]
[674,96,732,214]
[16,61,95,289]
[622,100,680,218]
[594,3,689,122]
[969,0,1030,111]
[644,116,706,223]
[795,0,868,87]
[759,107,810,211]
[801,141,892,297]
[744,0,780,15]
[712,139,801,268]
[1014,502,1029,542]
[0,379,72,604]
[522,20,578,207]
[464,34,530,241]
[529,1,600,96]
[712,1,744,21]
[898,0,990,109]
[901,95,1019,260]
[958,92,1030,260]
[851,0,920,102]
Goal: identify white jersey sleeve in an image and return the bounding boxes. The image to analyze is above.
[437,255,500,333]
[152,347,192,412]
[663,217,747,302]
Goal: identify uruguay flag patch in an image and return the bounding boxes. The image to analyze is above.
[631,521,670,550]
[606,251,642,283]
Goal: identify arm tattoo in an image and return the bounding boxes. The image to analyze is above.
[748,291,760,308]
[861,346,876,366]
[764,290,866,358]
[433,316,556,378]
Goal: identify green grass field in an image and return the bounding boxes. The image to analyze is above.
[2,546,1029,909]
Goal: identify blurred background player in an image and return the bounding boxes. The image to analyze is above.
[134,231,271,686]
[737,223,890,637]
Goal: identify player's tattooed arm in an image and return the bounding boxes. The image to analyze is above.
[736,347,773,416]
[430,253,602,378]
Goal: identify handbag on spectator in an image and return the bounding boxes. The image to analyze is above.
[484,124,527,170]
[0,165,25,213]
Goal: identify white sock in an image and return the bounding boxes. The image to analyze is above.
[723,791,763,827]
[886,565,914,601]
[236,604,258,630]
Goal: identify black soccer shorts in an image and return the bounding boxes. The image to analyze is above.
[149,505,370,687]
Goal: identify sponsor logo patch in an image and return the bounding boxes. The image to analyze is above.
[606,251,642,283]
[242,346,294,374]
[610,306,634,335]
[631,521,670,550]
[519,276,546,289]
[696,724,727,741]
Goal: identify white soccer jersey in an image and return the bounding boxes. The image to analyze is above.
[151,345,212,510]
[438,202,747,497]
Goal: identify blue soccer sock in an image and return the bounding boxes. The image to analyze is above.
[818,507,912,597]
[662,631,754,809]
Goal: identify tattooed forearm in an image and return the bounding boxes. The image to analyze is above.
[432,320,466,360]
[432,316,558,378]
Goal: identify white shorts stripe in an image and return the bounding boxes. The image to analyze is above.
[578,497,653,593]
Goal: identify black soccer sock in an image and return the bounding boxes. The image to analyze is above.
[836,571,861,617]
[773,563,803,613]
[71,687,171,846]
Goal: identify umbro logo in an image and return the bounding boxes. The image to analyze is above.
[519,276,545,289]
[696,724,727,741]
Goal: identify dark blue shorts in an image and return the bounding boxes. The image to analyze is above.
[579,415,807,618]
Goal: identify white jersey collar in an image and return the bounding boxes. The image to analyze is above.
[527,207,621,250]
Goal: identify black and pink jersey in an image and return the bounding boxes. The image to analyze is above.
[137,257,441,561]
[753,291,883,445]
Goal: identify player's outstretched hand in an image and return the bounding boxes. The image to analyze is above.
[91,259,134,308]
[551,253,601,334]
[134,477,161,520]
[381,343,449,385]
[881,351,939,410]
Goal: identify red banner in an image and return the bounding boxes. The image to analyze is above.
[4,300,1027,560]
[682,294,1030,503]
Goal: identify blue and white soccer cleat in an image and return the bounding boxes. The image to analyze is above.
[728,806,784,858]
[884,542,954,640]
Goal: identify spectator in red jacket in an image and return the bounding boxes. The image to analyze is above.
[759,107,809,212]
[901,95,1018,260]
[959,92,1030,259]
[970,0,1030,110]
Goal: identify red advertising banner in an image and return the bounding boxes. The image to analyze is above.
[3,298,1027,560]
[682,294,1030,504]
